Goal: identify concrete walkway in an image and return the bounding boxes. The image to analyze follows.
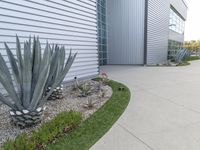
[91,61,200,150]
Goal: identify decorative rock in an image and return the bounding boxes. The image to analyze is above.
[16,111,22,115]
[43,106,47,110]
[10,111,15,116]
[36,107,42,112]
[22,110,29,114]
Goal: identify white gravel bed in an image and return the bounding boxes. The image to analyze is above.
[0,80,112,146]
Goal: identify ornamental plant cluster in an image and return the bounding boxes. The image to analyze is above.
[0,35,77,128]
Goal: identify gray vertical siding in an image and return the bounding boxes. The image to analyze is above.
[0,0,98,94]
[107,0,145,65]
[146,0,170,65]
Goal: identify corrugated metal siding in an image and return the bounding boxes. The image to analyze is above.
[0,0,98,94]
[107,0,145,65]
[169,0,187,44]
[147,0,170,65]
[170,0,187,20]
[169,30,184,42]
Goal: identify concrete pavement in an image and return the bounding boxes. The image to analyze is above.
[91,61,200,150]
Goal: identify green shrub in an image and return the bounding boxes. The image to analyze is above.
[2,111,82,150]
[183,56,200,61]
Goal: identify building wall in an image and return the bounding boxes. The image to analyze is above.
[170,0,187,20]
[107,0,145,65]
[169,30,184,43]
[0,0,98,94]
[146,0,170,65]
[169,0,187,43]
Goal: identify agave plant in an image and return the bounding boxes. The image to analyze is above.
[45,45,71,100]
[0,36,77,128]
[174,49,191,63]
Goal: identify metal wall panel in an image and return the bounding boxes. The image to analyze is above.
[0,0,98,94]
[169,30,184,42]
[169,0,187,44]
[147,0,170,65]
[107,0,145,64]
[170,0,187,20]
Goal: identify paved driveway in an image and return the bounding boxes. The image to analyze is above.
[91,61,200,150]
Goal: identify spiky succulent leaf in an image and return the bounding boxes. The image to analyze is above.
[0,92,16,110]
[22,39,33,108]
[60,47,66,71]
[0,53,23,110]
[16,36,23,97]
[57,51,77,86]
[46,46,59,87]
[16,36,23,71]
[40,43,50,72]
[41,51,77,105]
[30,50,51,110]
[31,36,41,95]
[54,51,61,82]
[4,43,22,93]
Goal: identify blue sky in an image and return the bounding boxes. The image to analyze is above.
[184,0,200,41]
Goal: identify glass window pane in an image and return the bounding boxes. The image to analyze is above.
[97,0,107,65]
[169,8,185,34]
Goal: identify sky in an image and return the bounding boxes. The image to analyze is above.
[185,0,200,41]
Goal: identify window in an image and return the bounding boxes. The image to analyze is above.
[169,8,185,34]
[168,40,183,51]
[168,40,183,59]
[97,0,107,65]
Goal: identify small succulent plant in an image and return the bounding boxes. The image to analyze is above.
[83,97,95,109]
[78,83,92,97]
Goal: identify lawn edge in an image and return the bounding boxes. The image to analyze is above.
[46,79,131,150]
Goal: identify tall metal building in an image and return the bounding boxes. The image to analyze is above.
[0,0,188,92]
[104,0,188,65]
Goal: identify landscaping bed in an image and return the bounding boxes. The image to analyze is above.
[1,80,130,150]
[0,80,112,146]
[177,56,200,66]
[155,56,200,67]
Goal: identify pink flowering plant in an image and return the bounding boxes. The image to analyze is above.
[100,72,109,85]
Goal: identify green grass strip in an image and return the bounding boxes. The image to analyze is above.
[46,80,131,150]
[183,56,200,62]
[177,61,191,66]
[178,56,200,66]
[2,111,82,150]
